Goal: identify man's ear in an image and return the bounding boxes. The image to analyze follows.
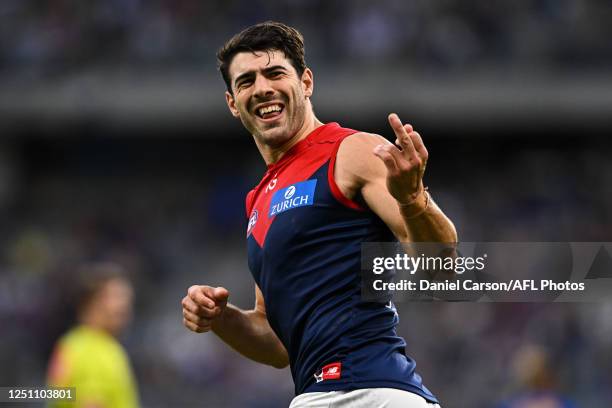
[225,91,240,118]
[301,68,314,98]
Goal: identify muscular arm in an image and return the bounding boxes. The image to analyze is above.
[334,115,457,243]
[182,285,289,369]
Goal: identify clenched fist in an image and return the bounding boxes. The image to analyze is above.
[182,285,229,333]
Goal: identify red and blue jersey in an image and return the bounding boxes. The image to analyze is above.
[246,122,438,402]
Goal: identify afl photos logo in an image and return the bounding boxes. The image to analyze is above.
[246,210,258,237]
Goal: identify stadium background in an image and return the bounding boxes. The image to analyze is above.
[1,1,611,407]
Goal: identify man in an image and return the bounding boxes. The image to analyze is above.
[182,21,457,407]
[47,263,140,408]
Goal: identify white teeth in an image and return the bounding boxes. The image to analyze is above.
[258,104,282,116]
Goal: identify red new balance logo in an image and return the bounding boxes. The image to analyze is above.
[314,362,342,383]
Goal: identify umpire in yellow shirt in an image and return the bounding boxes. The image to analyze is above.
[47,263,140,408]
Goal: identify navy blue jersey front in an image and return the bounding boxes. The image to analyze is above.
[245,122,438,403]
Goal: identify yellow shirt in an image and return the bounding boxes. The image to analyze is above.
[47,326,139,408]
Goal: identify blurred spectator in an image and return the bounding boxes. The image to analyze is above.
[496,344,576,408]
[46,262,140,408]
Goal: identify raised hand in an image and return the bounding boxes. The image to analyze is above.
[373,113,428,205]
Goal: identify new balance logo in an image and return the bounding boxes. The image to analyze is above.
[314,362,342,383]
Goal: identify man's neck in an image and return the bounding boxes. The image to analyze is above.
[257,115,324,166]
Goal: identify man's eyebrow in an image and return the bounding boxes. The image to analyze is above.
[234,71,254,86]
[262,65,288,74]
[233,65,288,86]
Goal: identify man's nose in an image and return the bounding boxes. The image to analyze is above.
[253,75,274,98]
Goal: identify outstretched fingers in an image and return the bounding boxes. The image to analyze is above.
[388,114,420,164]
[408,130,428,162]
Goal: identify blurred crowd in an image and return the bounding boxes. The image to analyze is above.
[1,0,611,77]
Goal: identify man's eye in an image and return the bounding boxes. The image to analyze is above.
[238,80,252,88]
[269,71,282,78]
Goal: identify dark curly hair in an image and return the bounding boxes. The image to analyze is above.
[217,21,307,94]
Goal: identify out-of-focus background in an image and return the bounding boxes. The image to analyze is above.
[1,1,611,407]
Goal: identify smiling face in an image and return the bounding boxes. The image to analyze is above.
[225,50,314,149]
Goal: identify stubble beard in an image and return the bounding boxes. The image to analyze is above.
[242,89,307,149]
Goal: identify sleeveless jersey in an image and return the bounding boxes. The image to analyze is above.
[245,122,438,403]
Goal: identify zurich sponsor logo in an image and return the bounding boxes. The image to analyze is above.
[284,185,296,199]
[246,210,258,236]
[269,180,317,217]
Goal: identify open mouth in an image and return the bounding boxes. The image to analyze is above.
[255,103,285,120]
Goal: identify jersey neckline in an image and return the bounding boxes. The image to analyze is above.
[266,122,341,173]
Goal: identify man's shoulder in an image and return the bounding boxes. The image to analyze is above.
[341,131,388,147]
[332,131,391,198]
[336,131,390,173]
